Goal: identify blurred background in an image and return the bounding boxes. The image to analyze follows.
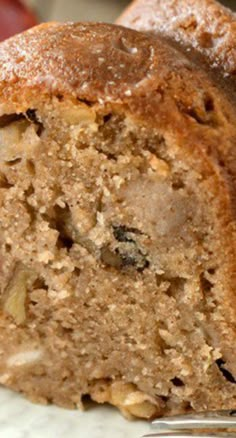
[26,0,130,22]
[0,0,235,42]
[25,0,236,22]
[26,0,236,22]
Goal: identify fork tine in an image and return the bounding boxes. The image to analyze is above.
[142,434,236,438]
[152,411,236,430]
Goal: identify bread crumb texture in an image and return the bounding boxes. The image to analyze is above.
[0,22,235,418]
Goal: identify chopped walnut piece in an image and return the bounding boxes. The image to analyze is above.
[3,264,36,324]
[58,102,97,127]
[0,118,40,162]
[148,154,170,176]
[111,382,160,419]
[90,380,161,419]
[7,349,43,367]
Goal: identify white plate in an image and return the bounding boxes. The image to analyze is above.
[0,387,150,438]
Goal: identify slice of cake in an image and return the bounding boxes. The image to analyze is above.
[0,22,235,419]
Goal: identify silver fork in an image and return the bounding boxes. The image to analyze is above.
[142,410,236,438]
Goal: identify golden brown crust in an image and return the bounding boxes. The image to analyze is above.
[0,22,235,132]
[0,20,233,104]
[117,0,236,76]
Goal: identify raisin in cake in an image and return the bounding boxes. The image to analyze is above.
[0,21,235,419]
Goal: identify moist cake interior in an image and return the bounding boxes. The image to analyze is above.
[0,97,234,418]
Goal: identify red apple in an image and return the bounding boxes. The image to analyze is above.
[0,0,38,41]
